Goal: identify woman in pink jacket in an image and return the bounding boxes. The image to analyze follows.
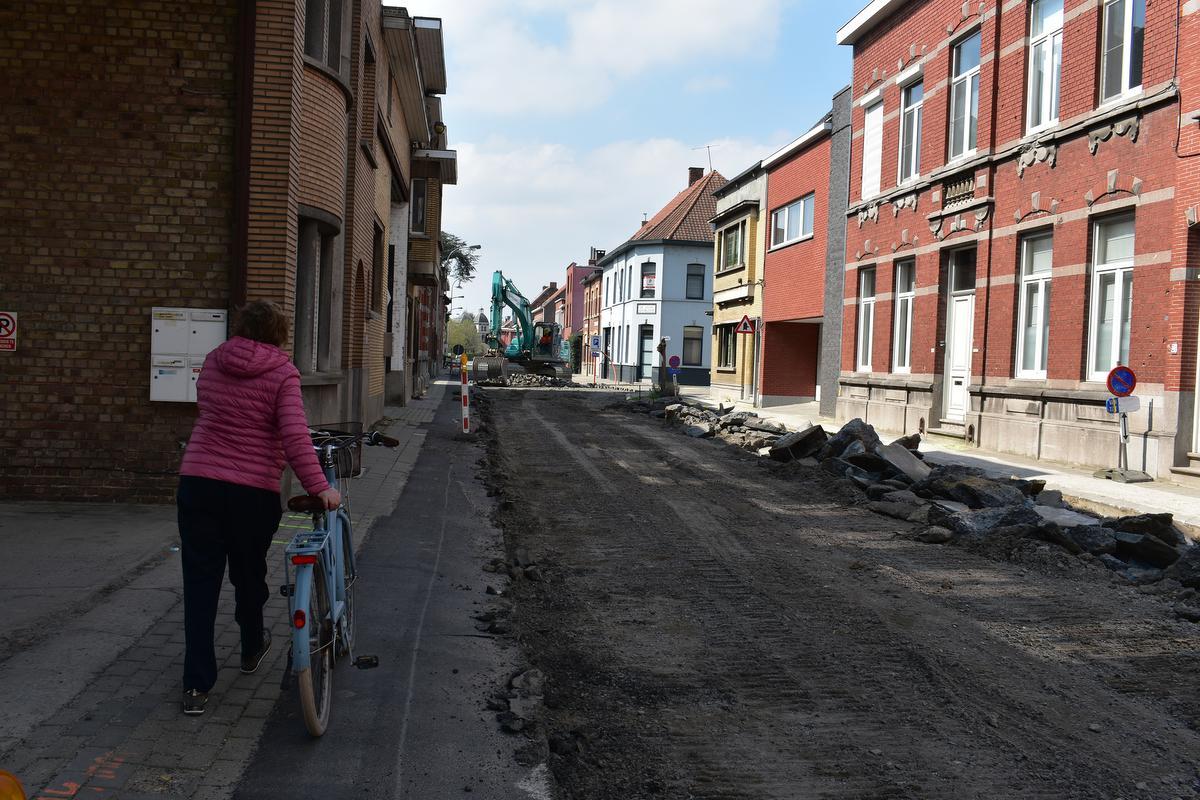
[177,300,339,716]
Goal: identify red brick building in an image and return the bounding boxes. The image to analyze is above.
[836,0,1200,481]
[581,265,604,378]
[0,1,455,500]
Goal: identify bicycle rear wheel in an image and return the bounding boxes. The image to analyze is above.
[298,562,333,736]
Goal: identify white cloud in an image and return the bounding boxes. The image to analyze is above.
[445,133,791,314]
[409,0,783,115]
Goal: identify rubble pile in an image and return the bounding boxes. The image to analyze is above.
[622,396,1200,621]
[477,373,579,388]
[661,403,786,452]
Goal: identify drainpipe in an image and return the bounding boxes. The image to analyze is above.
[229,0,255,309]
[975,1,1003,447]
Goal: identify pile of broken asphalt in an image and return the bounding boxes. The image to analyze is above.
[619,397,1200,625]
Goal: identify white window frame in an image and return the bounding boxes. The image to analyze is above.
[891,260,915,373]
[856,268,876,372]
[1026,0,1063,133]
[898,81,923,184]
[1016,233,1053,379]
[949,31,981,161]
[861,101,883,199]
[1087,216,1135,382]
[1099,0,1145,104]
[770,193,815,248]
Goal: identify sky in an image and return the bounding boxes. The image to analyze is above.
[399,0,854,319]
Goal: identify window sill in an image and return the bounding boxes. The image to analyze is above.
[716,367,738,374]
[1097,87,1144,114]
[715,264,746,276]
[767,234,814,253]
[410,231,429,239]
[299,370,344,387]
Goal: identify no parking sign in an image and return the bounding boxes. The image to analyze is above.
[0,312,16,351]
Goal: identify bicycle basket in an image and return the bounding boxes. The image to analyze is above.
[309,421,363,479]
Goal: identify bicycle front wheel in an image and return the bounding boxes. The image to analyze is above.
[338,522,356,658]
[298,562,333,736]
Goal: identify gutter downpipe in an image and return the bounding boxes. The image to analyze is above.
[977,3,1003,448]
[230,0,255,309]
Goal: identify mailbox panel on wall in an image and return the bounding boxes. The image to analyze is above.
[150,307,227,402]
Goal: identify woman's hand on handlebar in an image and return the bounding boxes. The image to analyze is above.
[318,487,341,510]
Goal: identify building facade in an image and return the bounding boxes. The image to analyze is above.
[836,0,1200,481]
[756,88,853,415]
[709,164,767,405]
[598,169,726,385]
[0,1,454,501]
[581,268,603,378]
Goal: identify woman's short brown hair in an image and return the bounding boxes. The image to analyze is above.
[232,300,289,347]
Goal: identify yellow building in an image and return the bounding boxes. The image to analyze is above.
[708,163,766,405]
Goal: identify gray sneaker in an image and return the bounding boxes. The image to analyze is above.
[182,689,208,716]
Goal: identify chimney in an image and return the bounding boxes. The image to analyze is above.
[688,166,704,186]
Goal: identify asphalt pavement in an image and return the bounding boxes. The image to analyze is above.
[234,385,546,799]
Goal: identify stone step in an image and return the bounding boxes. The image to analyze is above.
[1167,465,1200,490]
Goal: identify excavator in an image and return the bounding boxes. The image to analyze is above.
[472,270,572,383]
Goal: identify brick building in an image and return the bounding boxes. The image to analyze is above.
[758,87,853,414]
[581,266,604,379]
[836,0,1200,481]
[0,1,455,500]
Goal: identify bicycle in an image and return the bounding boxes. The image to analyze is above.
[281,426,397,736]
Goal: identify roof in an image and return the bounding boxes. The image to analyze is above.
[713,161,763,198]
[762,117,833,169]
[836,0,910,46]
[631,170,727,243]
[600,171,727,265]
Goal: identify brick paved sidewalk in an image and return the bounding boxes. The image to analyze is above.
[0,381,447,799]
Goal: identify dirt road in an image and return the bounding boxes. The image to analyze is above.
[479,388,1200,800]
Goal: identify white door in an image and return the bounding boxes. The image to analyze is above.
[944,293,975,422]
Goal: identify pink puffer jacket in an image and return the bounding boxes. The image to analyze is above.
[180,336,330,496]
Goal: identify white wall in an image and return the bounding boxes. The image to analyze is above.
[598,242,713,374]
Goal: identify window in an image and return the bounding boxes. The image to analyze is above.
[683,326,704,366]
[1027,0,1063,131]
[304,0,345,73]
[770,193,815,248]
[625,325,631,361]
[1088,216,1134,380]
[856,268,876,372]
[1100,0,1145,102]
[718,220,746,271]
[627,266,632,299]
[686,264,705,300]
[371,223,385,313]
[892,260,915,372]
[898,82,923,183]
[640,261,656,299]
[295,217,337,374]
[862,101,883,198]
[949,31,981,160]
[716,324,736,370]
[1016,234,1053,378]
[410,179,427,234]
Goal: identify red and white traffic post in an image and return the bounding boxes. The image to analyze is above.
[460,354,470,433]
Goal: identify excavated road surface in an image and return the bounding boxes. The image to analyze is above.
[480,389,1200,800]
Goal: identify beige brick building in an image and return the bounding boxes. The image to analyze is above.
[0,1,455,500]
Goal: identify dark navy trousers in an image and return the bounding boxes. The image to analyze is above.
[177,475,282,692]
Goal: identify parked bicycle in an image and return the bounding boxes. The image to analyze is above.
[281,425,397,736]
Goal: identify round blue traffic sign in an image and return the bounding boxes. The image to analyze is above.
[1106,365,1136,397]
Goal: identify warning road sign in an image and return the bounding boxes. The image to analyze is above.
[0,311,16,352]
[735,314,756,334]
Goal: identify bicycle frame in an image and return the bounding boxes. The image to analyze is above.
[284,452,355,672]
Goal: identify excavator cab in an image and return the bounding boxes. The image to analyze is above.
[531,322,560,360]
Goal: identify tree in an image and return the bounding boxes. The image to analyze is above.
[446,316,485,356]
[440,231,481,285]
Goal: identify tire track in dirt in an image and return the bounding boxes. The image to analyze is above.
[483,389,1200,800]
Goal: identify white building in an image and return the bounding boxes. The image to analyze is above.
[598,168,727,385]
